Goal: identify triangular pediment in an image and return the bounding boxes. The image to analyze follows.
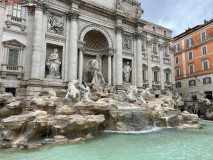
[3,39,25,47]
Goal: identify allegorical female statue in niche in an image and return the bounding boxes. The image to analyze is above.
[46,48,61,79]
[123,61,132,83]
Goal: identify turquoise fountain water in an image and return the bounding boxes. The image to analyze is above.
[0,122,213,160]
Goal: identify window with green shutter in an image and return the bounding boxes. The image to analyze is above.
[8,49,19,66]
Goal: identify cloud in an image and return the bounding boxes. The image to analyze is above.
[140,0,213,37]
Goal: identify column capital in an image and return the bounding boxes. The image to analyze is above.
[106,49,114,57]
[66,10,80,21]
[78,41,85,52]
[25,1,48,15]
[134,31,143,40]
[115,25,124,33]
[158,43,164,51]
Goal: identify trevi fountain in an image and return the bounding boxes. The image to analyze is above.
[0,0,213,160]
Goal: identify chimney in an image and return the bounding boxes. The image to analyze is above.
[204,20,207,24]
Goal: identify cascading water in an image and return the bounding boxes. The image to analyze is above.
[163,117,171,128]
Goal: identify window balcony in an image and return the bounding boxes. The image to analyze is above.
[0,64,23,79]
[5,15,26,31]
[152,81,161,90]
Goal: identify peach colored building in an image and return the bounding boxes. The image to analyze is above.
[173,19,213,101]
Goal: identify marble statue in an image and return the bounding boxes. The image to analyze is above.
[87,55,106,85]
[126,86,138,103]
[65,80,92,103]
[48,14,63,34]
[117,0,123,11]
[126,86,147,105]
[136,3,144,19]
[123,62,132,83]
[140,88,152,101]
[46,48,61,79]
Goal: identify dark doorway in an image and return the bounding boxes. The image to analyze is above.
[5,88,16,96]
[205,91,213,100]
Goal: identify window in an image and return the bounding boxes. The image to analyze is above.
[188,51,193,60]
[164,31,167,36]
[153,43,157,52]
[189,64,194,74]
[202,46,207,55]
[8,49,19,66]
[176,68,180,76]
[12,4,22,18]
[186,38,193,47]
[175,56,179,64]
[201,32,206,41]
[166,72,170,82]
[203,77,211,84]
[174,44,179,53]
[189,80,196,86]
[153,27,156,32]
[154,71,159,82]
[203,60,209,71]
[143,69,147,81]
[176,82,182,88]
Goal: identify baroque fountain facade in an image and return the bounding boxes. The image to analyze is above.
[0,0,202,150]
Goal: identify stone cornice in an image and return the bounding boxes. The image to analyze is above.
[24,0,49,15]
[79,0,146,27]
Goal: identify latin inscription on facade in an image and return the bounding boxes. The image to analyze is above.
[79,9,114,23]
[86,0,115,9]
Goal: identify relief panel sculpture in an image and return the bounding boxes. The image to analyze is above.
[48,14,63,34]
[123,35,132,50]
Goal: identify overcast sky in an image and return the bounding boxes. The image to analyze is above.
[140,0,213,37]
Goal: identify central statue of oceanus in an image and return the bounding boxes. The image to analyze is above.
[87,55,106,85]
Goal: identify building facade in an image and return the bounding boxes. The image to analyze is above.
[0,0,174,98]
[174,19,213,101]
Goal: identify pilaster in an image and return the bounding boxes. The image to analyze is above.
[147,40,153,89]
[159,43,165,90]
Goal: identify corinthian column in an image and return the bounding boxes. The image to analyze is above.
[67,11,79,81]
[78,44,84,84]
[115,25,123,85]
[159,43,165,90]
[106,50,114,85]
[0,4,6,70]
[135,32,143,88]
[147,40,153,89]
[30,3,46,79]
